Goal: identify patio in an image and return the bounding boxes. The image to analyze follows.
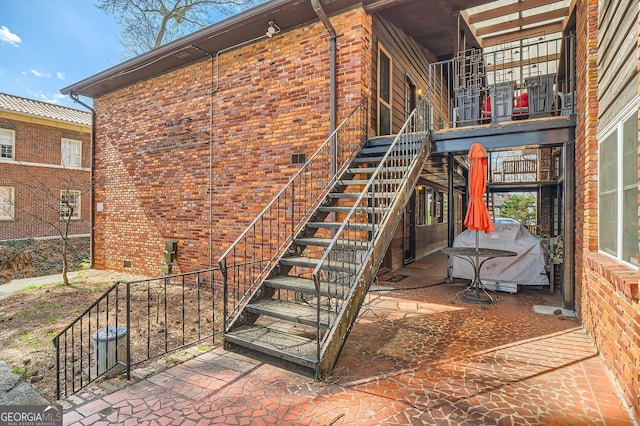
[60,251,634,425]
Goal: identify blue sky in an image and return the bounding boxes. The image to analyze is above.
[0,1,123,109]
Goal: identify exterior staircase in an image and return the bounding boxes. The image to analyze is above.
[219,98,429,378]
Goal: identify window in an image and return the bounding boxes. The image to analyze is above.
[291,153,306,165]
[598,106,638,266]
[416,185,433,226]
[378,45,392,135]
[441,192,448,224]
[61,138,82,167]
[60,190,81,220]
[0,128,15,160]
[0,186,14,220]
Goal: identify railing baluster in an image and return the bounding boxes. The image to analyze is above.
[53,268,224,399]
[126,281,131,380]
[312,96,428,366]
[182,275,186,346]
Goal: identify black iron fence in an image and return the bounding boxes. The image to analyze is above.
[52,268,223,400]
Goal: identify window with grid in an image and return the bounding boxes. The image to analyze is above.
[61,138,82,167]
[60,190,81,220]
[0,128,15,160]
[598,105,638,267]
[0,186,14,220]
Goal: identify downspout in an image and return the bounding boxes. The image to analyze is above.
[68,91,95,269]
[190,45,215,269]
[311,0,337,174]
[189,25,280,268]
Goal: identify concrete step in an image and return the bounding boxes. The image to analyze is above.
[263,275,350,298]
[336,179,403,186]
[279,256,358,273]
[345,166,407,174]
[351,155,413,163]
[245,298,331,329]
[294,236,369,250]
[326,192,395,200]
[306,221,375,232]
[224,324,318,369]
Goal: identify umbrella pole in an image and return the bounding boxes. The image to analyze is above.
[475,230,480,299]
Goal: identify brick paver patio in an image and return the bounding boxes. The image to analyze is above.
[60,252,635,425]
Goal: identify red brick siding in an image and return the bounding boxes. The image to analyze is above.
[583,254,639,418]
[92,8,372,276]
[637,0,640,289]
[0,117,91,240]
[575,0,640,419]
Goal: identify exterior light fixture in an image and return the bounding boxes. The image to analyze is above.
[266,21,280,38]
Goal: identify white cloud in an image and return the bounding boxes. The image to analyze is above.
[56,72,66,81]
[27,90,66,105]
[0,26,21,47]
[29,69,51,78]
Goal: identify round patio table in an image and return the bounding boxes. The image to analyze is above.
[442,247,517,304]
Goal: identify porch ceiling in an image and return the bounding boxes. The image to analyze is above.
[61,0,574,99]
[461,0,572,48]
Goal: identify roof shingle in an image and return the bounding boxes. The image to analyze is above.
[0,92,91,127]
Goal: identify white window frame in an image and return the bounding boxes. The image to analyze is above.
[0,128,15,160]
[597,101,638,268]
[0,186,15,220]
[61,138,82,167]
[377,44,393,136]
[60,190,81,220]
[416,185,433,226]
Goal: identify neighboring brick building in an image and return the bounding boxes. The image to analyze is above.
[0,93,92,240]
[61,0,639,418]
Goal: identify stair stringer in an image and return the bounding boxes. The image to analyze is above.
[315,139,430,379]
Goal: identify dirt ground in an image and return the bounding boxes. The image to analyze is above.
[0,269,173,402]
[0,269,221,401]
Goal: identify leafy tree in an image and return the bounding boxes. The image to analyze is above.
[97,0,258,57]
[501,193,536,225]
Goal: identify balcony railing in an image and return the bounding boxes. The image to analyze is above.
[429,34,576,130]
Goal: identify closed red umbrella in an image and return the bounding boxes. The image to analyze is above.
[464,142,494,234]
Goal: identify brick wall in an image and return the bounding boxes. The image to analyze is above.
[92,8,372,276]
[575,0,640,419]
[0,117,91,240]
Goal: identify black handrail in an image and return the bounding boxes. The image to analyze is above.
[218,98,369,333]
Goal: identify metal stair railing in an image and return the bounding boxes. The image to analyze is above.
[218,98,368,333]
[312,96,429,376]
[52,268,223,400]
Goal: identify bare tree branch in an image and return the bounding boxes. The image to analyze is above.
[7,159,95,284]
[96,0,259,57]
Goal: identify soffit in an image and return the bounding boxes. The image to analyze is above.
[462,0,572,48]
[61,0,572,99]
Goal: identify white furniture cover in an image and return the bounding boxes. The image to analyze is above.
[450,223,549,285]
